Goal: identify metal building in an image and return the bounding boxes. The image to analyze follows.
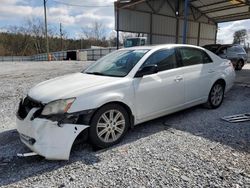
[115,0,250,46]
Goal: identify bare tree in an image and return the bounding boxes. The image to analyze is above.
[82,21,107,41]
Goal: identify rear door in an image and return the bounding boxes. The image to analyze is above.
[177,47,215,104]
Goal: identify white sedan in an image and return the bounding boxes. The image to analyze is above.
[16,44,235,160]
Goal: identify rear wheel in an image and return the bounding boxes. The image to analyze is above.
[236,60,244,70]
[89,104,129,148]
[206,82,225,109]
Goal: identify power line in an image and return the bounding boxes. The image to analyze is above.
[52,0,113,7]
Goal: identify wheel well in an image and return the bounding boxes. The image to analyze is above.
[215,79,226,89]
[93,101,134,128]
[238,59,245,67]
[238,59,244,64]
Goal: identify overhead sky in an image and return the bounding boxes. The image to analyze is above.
[0,0,250,44]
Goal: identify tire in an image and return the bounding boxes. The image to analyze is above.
[89,103,130,148]
[206,82,225,109]
[235,60,244,70]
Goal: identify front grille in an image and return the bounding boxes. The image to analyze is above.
[17,96,44,120]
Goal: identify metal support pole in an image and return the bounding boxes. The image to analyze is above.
[150,13,153,44]
[197,22,201,46]
[43,0,49,60]
[176,18,179,43]
[182,0,189,44]
[215,23,218,44]
[116,4,119,50]
[175,0,180,44]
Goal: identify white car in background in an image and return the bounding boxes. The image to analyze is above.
[16,44,235,160]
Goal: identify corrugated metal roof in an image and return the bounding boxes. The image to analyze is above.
[117,0,250,23]
[190,0,250,22]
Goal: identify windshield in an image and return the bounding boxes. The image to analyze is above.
[84,49,149,77]
[124,39,140,47]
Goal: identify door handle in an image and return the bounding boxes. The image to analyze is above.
[208,69,215,73]
[174,76,183,82]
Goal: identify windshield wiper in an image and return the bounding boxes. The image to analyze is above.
[85,72,105,76]
[85,71,124,77]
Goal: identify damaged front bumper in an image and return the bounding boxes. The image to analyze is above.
[16,98,90,160]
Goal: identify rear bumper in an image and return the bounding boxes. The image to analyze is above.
[16,108,89,160]
[225,67,235,93]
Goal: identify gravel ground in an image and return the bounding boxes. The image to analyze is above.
[0,61,249,187]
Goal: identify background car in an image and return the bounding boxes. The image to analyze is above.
[16,44,235,160]
[203,44,247,70]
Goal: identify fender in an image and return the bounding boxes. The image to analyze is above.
[68,92,136,120]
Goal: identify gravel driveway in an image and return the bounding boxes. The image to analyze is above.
[0,61,249,187]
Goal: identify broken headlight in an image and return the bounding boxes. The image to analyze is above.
[41,98,75,116]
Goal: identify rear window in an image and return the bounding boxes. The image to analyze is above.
[235,46,246,53]
[179,47,213,66]
[203,45,220,53]
[227,46,235,53]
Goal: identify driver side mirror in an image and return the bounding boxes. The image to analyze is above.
[135,64,158,77]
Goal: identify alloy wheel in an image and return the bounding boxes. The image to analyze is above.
[96,109,126,143]
[210,84,224,106]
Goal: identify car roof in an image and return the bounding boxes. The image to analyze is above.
[120,44,205,51]
[204,44,244,48]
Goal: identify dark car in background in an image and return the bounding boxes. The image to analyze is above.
[203,44,247,70]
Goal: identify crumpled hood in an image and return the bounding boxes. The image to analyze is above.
[28,73,120,103]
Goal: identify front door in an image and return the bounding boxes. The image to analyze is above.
[133,48,184,120]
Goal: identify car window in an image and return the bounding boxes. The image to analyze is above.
[140,39,146,46]
[227,46,235,53]
[203,45,220,53]
[142,49,177,72]
[179,47,212,66]
[218,46,227,55]
[235,46,246,53]
[85,49,149,77]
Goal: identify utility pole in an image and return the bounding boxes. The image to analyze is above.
[60,23,63,51]
[43,0,50,60]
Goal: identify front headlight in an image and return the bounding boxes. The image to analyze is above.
[41,98,75,116]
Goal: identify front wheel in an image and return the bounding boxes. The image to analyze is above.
[89,104,129,148]
[206,82,225,109]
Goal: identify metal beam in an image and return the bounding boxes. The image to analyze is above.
[146,0,156,13]
[235,0,250,6]
[190,6,196,20]
[211,11,250,19]
[214,12,250,22]
[175,0,180,43]
[118,0,146,9]
[155,0,166,13]
[189,4,217,23]
[150,13,153,44]
[194,0,228,9]
[197,22,201,46]
[165,0,176,15]
[202,3,246,14]
[182,0,189,44]
[215,23,218,44]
